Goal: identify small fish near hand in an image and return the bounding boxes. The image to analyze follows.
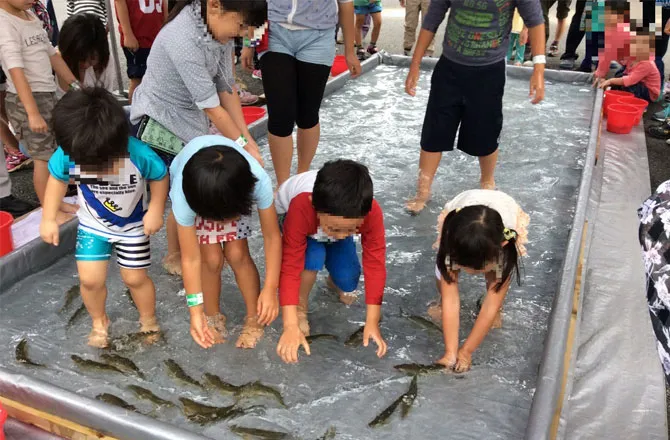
[401,308,442,334]
[203,373,240,394]
[100,353,144,378]
[108,331,163,352]
[393,363,447,376]
[305,334,339,343]
[368,376,418,428]
[71,355,124,375]
[15,339,45,367]
[59,284,80,314]
[235,381,287,408]
[229,425,289,439]
[179,398,244,425]
[165,359,204,389]
[127,385,173,407]
[96,393,138,412]
[344,326,365,347]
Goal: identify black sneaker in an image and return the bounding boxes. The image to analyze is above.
[648,123,670,139]
[548,41,559,57]
[0,195,36,218]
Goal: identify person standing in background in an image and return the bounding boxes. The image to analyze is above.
[400,0,434,57]
[114,0,167,102]
[66,0,107,26]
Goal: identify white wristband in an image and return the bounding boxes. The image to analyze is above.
[532,55,547,65]
[235,135,248,148]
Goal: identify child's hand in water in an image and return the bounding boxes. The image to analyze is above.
[143,208,164,236]
[257,287,279,326]
[363,323,388,358]
[40,219,60,246]
[436,352,457,369]
[453,348,472,373]
[189,309,216,349]
[277,325,310,363]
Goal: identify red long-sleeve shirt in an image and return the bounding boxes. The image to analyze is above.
[278,193,387,306]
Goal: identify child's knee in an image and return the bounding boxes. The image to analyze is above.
[79,275,106,292]
[121,268,149,289]
[224,242,252,268]
[202,248,225,272]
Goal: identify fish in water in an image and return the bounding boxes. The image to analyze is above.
[203,373,240,394]
[59,284,80,314]
[305,334,338,343]
[108,331,163,352]
[179,397,243,425]
[71,355,124,375]
[318,426,337,440]
[165,359,204,389]
[66,303,87,328]
[15,339,44,367]
[127,385,173,407]
[344,326,365,347]
[235,381,286,408]
[393,363,446,376]
[100,354,144,378]
[368,376,418,428]
[229,425,289,439]
[407,315,442,333]
[96,393,137,411]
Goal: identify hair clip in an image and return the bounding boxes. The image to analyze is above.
[455,208,462,213]
[503,228,517,241]
[444,254,451,268]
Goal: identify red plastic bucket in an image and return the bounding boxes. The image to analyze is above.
[242,107,266,125]
[0,400,7,440]
[617,96,648,125]
[0,211,13,257]
[606,104,638,134]
[603,90,633,117]
[331,55,348,77]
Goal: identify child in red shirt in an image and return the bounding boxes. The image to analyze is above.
[599,28,660,102]
[114,0,167,102]
[275,160,388,364]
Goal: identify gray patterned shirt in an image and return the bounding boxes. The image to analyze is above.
[130,2,234,143]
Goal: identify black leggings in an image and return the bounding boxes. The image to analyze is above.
[260,52,331,137]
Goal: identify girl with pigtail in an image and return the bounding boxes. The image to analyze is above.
[430,190,529,372]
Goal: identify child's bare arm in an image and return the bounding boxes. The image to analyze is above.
[438,274,460,366]
[8,68,46,133]
[364,304,387,358]
[163,0,168,21]
[257,204,281,325]
[49,53,77,88]
[114,0,139,50]
[143,175,168,236]
[217,91,264,167]
[40,176,68,245]
[457,273,510,369]
[600,77,626,88]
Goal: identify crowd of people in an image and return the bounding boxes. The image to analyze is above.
[0,0,667,377]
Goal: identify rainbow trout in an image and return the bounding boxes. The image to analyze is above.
[71,355,124,375]
[127,385,173,407]
[96,393,137,411]
[100,353,144,378]
[165,359,204,389]
[179,398,243,425]
[344,326,365,347]
[368,376,418,428]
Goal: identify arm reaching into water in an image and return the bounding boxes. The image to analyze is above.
[436,274,460,367]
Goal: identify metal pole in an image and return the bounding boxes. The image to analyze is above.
[105,0,125,96]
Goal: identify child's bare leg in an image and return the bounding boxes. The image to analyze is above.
[298,270,318,335]
[406,150,441,213]
[355,14,365,46]
[120,267,158,332]
[479,149,498,190]
[427,278,442,323]
[370,12,382,43]
[268,133,294,187]
[162,212,182,276]
[77,260,110,348]
[224,239,264,349]
[296,126,319,174]
[326,275,357,305]
[33,159,49,206]
[0,91,19,152]
[127,78,141,104]
[200,242,227,343]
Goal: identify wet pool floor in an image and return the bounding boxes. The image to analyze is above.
[0,65,593,439]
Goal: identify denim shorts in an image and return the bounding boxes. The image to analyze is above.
[268,21,336,67]
[355,3,382,15]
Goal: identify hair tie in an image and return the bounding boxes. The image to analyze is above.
[503,228,517,241]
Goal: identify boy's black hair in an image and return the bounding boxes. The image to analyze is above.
[312,159,373,218]
[436,205,521,292]
[604,0,629,15]
[166,0,267,28]
[58,13,110,81]
[53,88,129,168]
[182,145,258,221]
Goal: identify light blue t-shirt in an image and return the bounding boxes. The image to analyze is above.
[169,135,273,227]
[48,137,167,239]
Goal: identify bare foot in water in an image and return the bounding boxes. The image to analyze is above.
[162,252,182,276]
[236,316,264,348]
[480,180,496,190]
[327,276,357,305]
[297,306,310,336]
[88,316,111,348]
[405,193,430,214]
[206,313,227,344]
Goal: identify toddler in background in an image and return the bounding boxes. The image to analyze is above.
[40,88,169,348]
[507,9,528,66]
[354,0,382,59]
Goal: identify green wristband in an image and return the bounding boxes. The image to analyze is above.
[186,293,204,307]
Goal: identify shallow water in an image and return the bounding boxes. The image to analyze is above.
[0,65,593,439]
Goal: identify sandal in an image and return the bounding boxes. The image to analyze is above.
[648,123,670,139]
[548,41,559,57]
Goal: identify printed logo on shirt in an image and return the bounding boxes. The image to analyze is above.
[447,0,511,58]
[103,198,122,213]
[24,33,50,47]
[138,0,163,14]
